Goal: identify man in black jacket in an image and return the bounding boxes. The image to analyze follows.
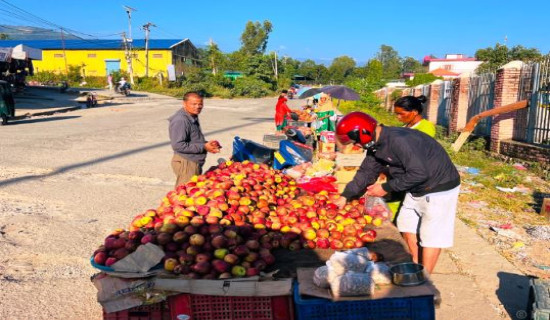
[335,112,460,274]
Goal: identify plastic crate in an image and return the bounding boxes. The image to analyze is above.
[168,293,294,320]
[288,121,310,127]
[103,302,170,320]
[293,283,434,320]
[529,278,550,320]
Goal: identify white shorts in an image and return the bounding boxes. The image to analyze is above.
[396,186,460,248]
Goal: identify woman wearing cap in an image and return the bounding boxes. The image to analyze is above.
[334,112,460,274]
[314,93,337,132]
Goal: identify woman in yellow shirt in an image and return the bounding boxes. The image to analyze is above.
[393,95,436,137]
[387,95,436,219]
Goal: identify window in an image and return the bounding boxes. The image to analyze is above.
[54,53,64,58]
[443,64,452,70]
[152,53,163,58]
[88,53,97,58]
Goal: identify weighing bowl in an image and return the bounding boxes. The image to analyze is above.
[390,262,426,286]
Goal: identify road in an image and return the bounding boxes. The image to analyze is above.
[0,90,527,319]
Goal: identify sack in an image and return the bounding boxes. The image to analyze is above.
[232,136,274,165]
[364,195,392,221]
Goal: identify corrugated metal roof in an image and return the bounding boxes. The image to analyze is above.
[0,39,186,50]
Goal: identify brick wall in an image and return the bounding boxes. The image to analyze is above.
[426,83,441,123]
[449,76,470,133]
[500,140,550,164]
[490,61,523,152]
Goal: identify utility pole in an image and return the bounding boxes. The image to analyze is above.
[143,22,156,77]
[274,51,278,80]
[123,5,137,84]
[121,32,133,84]
[209,38,216,75]
[60,28,68,75]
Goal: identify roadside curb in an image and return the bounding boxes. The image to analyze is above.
[12,106,83,120]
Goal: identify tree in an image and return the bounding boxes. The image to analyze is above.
[328,56,356,83]
[239,20,273,56]
[375,45,402,80]
[297,59,318,80]
[402,57,425,74]
[475,43,542,73]
[0,33,9,40]
[405,73,442,86]
[206,40,226,75]
[365,59,384,87]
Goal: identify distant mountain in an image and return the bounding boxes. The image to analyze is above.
[0,25,79,40]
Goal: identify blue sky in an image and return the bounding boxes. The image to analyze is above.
[1,0,549,65]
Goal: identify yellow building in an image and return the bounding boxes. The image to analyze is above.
[0,39,199,78]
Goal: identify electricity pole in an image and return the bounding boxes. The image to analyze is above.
[273,51,278,80]
[123,5,136,84]
[143,22,156,77]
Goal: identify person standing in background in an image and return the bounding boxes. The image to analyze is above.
[107,74,113,91]
[275,90,292,132]
[169,92,220,187]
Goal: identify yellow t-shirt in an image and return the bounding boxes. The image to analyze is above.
[411,119,436,138]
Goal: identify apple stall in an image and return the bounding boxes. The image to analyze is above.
[91,147,437,319]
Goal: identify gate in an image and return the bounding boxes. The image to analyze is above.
[467,73,495,137]
[437,81,452,128]
[515,57,550,145]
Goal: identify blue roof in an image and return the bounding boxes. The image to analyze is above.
[0,39,187,50]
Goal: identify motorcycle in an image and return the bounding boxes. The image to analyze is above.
[116,83,131,96]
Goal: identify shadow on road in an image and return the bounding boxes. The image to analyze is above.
[11,116,81,125]
[0,118,267,188]
[496,271,531,320]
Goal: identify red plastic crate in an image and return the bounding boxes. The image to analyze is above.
[168,293,294,320]
[103,302,171,320]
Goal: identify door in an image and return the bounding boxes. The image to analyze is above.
[105,59,121,75]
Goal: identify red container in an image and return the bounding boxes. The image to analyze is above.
[103,302,171,320]
[168,293,294,320]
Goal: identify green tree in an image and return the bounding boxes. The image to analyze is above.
[297,59,318,80]
[405,73,442,86]
[475,43,542,73]
[364,59,384,88]
[402,57,425,73]
[206,40,226,75]
[328,56,356,84]
[376,44,401,80]
[244,54,276,88]
[0,33,9,40]
[239,20,273,56]
[375,45,402,80]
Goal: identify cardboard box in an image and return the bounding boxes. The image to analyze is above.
[335,167,359,184]
[319,131,335,143]
[319,141,335,153]
[336,152,365,167]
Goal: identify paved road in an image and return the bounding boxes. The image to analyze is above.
[0,90,526,319]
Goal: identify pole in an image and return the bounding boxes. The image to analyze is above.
[143,22,156,77]
[60,28,68,75]
[123,6,137,84]
[274,51,278,80]
[121,32,134,84]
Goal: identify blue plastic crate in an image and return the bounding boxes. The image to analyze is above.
[293,283,435,320]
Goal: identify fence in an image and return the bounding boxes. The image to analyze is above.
[436,81,452,128]
[467,73,495,137]
[514,58,550,145]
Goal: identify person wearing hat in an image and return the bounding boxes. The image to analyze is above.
[333,112,460,274]
[315,93,338,132]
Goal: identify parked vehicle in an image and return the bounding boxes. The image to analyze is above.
[0,80,15,125]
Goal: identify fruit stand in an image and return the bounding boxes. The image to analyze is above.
[90,130,438,319]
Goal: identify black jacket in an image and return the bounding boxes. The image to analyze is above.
[341,126,460,200]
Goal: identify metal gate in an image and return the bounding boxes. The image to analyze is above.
[515,58,550,145]
[467,73,495,137]
[437,81,452,128]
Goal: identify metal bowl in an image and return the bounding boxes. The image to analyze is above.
[390,263,426,287]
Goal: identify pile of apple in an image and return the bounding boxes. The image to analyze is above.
[92,161,380,277]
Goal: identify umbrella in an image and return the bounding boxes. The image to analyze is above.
[319,85,360,101]
[298,85,360,101]
[296,86,313,97]
[298,87,323,99]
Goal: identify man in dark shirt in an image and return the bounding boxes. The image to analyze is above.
[334,112,460,274]
[169,92,220,187]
